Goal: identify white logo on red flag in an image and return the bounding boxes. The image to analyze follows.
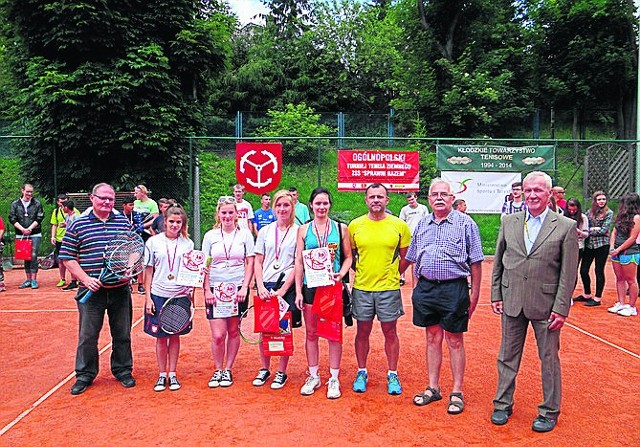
[236,143,282,195]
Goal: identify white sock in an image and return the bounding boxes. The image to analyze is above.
[330,368,340,380]
[159,372,167,378]
[388,370,398,376]
[358,368,367,374]
[168,372,176,378]
[309,365,319,378]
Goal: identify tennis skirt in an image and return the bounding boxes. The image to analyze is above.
[144,293,193,338]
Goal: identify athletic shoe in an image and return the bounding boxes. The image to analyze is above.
[326,378,341,399]
[352,371,368,393]
[137,284,146,295]
[208,370,222,388]
[168,376,181,391]
[153,376,167,392]
[63,280,79,291]
[252,369,271,387]
[608,302,625,313]
[270,371,288,389]
[56,279,66,287]
[31,280,39,289]
[584,298,601,307]
[219,370,233,387]
[300,373,321,396]
[617,306,637,317]
[387,373,402,395]
[19,280,31,289]
[0,283,6,292]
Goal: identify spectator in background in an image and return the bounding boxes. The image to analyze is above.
[253,193,276,237]
[123,195,146,294]
[564,198,589,269]
[399,192,428,287]
[552,186,567,212]
[574,191,613,307]
[501,182,526,218]
[452,199,467,213]
[134,184,159,238]
[61,200,81,291]
[50,194,68,282]
[9,183,45,289]
[289,187,311,225]
[233,184,255,234]
[608,193,640,317]
[0,214,5,292]
[150,198,172,236]
[548,196,564,215]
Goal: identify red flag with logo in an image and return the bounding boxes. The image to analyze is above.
[236,142,282,195]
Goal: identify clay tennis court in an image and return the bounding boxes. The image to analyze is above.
[1,261,638,446]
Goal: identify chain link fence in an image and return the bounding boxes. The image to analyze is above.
[0,133,637,260]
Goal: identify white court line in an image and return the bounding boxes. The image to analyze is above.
[0,315,145,437]
[565,322,640,359]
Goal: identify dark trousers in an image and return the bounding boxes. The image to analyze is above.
[579,245,609,297]
[75,285,133,382]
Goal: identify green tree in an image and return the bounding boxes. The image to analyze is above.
[2,0,233,198]
[254,102,335,163]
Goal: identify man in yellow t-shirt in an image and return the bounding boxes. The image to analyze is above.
[50,194,68,286]
[348,183,411,396]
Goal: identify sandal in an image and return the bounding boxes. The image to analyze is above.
[413,386,442,406]
[447,392,464,415]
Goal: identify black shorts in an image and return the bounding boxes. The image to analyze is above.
[265,281,302,328]
[302,284,318,305]
[205,286,249,320]
[412,277,469,333]
[144,293,193,338]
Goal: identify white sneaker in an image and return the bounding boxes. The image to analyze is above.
[300,374,321,396]
[608,302,625,313]
[326,377,341,399]
[617,306,637,317]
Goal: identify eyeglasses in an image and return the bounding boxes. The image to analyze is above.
[429,192,452,199]
[218,196,237,204]
[93,194,114,202]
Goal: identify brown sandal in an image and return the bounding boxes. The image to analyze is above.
[413,386,442,406]
[447,392,464,415]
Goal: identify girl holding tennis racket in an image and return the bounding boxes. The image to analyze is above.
[294,187,352,399]
[202,196,255,388]
[253,189,300,389]
[143,205,194,392]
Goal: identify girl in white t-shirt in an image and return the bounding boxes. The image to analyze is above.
[252,189,299,390]
[202,196,255,388]
[143,206,194,392]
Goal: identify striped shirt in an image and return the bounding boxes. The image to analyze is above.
[406,210,484,281]
[59,211,133,277]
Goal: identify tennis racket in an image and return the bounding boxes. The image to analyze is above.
[239,273,285,344]
[239,304,260,344]
[77,232,145,303]
[38,250,56,270]
[158,292,194,335]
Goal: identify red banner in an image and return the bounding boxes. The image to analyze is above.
[236,142,282,195]
[337,150,420,191]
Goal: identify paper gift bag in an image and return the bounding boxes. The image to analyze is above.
[317,317,342,344]
[254,295,280,334]
[311,281,343,322]
[262,311,294,356]
[15,237,33,261]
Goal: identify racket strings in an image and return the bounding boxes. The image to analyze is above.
[159,298,192,333]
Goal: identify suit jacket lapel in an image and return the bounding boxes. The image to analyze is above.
[513,213,527,255]
[530,212,558,255]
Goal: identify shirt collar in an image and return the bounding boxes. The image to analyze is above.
[428,210,454,224]
[526,207,549,223]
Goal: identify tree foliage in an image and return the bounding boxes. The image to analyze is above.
[2,0,233,198]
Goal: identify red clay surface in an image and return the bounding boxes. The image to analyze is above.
[0,261,638,446]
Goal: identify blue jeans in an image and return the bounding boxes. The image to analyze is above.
[75,285,133,382]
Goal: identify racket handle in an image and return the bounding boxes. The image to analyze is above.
[77,289,94,303]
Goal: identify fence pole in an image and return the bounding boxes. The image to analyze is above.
[317,140,322,188]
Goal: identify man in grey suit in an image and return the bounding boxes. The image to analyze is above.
[490,171,578,433]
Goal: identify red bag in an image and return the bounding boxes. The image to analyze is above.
[311,281,343,322]
[262,311,294,356]
[254,295,280,334]
[317,317,342,344]
[15,237,33,261]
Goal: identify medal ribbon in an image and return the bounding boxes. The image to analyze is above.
[313,220,331,248]
[166,236,178,275]
[274,225,291,263]
[221,227,238,263]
